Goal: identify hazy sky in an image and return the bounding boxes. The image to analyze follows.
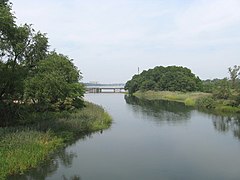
[11,0,240,83]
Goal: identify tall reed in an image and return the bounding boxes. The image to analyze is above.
[0,102,112,179]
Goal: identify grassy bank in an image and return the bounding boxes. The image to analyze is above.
[134,91,240,114]
[0,102,112,179]
[134,91,210,105]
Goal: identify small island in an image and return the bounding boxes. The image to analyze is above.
[125,65,240,114]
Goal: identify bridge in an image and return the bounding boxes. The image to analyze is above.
[86,86,126,93]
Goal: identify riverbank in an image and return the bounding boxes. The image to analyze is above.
[134,91,210,105]
[134,91,240,114]
[0,102,112,179]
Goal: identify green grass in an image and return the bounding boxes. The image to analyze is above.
[133,90,240,114]
[134,91,211,106]
[215,105,240,113]
[0,102,112,179]
[0,130,63,179]
[184,98,196,106]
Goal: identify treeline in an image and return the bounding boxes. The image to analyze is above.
[125,65,240,111]
[0,1,84,126]
[201,65,240,100]
[125,66,202,94]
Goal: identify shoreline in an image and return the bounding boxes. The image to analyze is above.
[133,91,240,114]
[1,102,112,179]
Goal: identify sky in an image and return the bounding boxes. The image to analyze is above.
[11,0,240,83]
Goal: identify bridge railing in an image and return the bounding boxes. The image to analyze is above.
[86,87,126,93]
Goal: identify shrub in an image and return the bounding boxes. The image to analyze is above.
[184,98,195,106]
[196,96,216,109]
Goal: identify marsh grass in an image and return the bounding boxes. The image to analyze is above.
[215,105,240,113]
[134,90,240,114]
[0,102,112,179]
[134,91,210,106]
[0,130,63,179]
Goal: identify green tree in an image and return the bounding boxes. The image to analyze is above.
[213,78,231,99]
[24,52,85,111]
[0,0,15,40]
[125,66,202,94]
[140,79,155,91]
[0,1,84,126]
[0,1,49,102]
[228,65,240,89]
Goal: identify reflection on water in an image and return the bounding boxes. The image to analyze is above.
[212,115,240,140]
[8,148,80,180]
[7,135,96,180]
[62,175,81,180]
[125,95,240,140]
[7,94,240,179]
[125,95,192,125]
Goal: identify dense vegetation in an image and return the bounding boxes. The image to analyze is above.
[134,91,210,106]
[0,102,112,179]
[200,65,240,110]
[0,0,85,126]
[0,1,112,178]
[125,66,202,94]
[127,65,240,113]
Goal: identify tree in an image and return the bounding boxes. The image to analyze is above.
[125,66,202,94]
[228,65,240,89]
[140,79,155,91]
[0,1,84,126]
[24,52,85,111]
[213,78,231,99]
[0,1,49,102]
[0,0,15,40]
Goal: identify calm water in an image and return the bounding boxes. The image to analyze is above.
[9,94,240,180]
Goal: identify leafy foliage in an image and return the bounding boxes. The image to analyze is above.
[0,0,49,103]
[228,65,240,88]
[24,52,84,111]
[0,1,85,126]
[202,67,240,108]
[195,96,216,109]
[212,78,231,100]
[125,66,202,94]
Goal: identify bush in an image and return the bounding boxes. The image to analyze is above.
[196,96,216,109]
[184,98,195,106]
[221,99,238,107]
[212,78,231,99]
[215,106,240,113]
[231,92,240,107]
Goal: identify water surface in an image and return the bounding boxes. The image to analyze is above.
[9,94,240,180]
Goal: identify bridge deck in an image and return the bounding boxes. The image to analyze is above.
[86,87,125,93]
